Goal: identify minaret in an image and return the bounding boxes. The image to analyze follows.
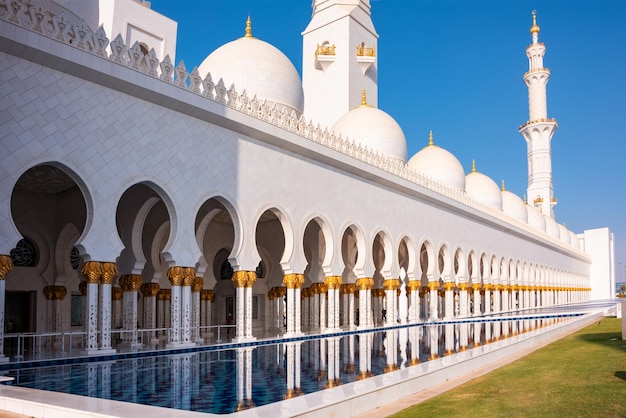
[302,0,378,129]
[519,11,558,218]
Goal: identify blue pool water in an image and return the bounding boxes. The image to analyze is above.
[1,314,582,414]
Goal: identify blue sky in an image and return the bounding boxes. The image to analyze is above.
[148,0,626,281]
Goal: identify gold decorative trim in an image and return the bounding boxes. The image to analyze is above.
[0,255,14,279]
[81,261,102,284]
[167,266,185,286]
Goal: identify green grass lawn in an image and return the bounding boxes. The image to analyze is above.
[392,317,626,418]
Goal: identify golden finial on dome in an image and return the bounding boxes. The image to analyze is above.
[244,15,253,38]
[471,159,476,173]
[530,10,540,35]
[428,130,434,146]
[501,179,506,191]
[361,89,367,106]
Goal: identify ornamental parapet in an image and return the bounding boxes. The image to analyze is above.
[356,45,375,57]
[523,67,550,77]
[315,44,336,56]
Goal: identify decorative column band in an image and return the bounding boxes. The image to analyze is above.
[324,276,343,290]
[140,283,160,297]
[158,289,171,301]
[472,283,482,291]
[112,287,123,300]
[43,285,67,300]
[283,273,304,289]
[457,282,469,291]
[355,277,374,290]
[0,255,14,279]
[119,274,142,292]
[192,277,204,292]
[232,270,257,288]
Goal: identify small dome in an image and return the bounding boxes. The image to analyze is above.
[569,231,579,248]
[332,92,407,162]
[545,215,560,238]
[198,18,304,114]
[408,132,465,191]
[501,182,528,223]
[558,224,571,245]
[465,161,502,210]
[526,204,546,232]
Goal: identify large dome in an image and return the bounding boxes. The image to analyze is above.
[501,182,528,223]
[408,132,465,191]
[558,224,571,245]
[465,161,502,210]
[332,93,407,162]
[526,204,546,232]
[198,18,304,114]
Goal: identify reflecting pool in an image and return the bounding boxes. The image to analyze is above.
[1,315,581,415]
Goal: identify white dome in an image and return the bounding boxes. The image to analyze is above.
[558,224,571,244]
[502,189,528,223]
[198,21,304,114]
[408,133,465,190]
[465,167,502,210]
[526,204,546,232]
[332,103,407,162]
[569,231,580,248]
[545,215,560,238]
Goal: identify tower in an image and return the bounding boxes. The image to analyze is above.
[302,0,378,129]
[519,11,558,218]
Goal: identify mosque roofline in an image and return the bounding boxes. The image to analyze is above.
[0,14,589,263]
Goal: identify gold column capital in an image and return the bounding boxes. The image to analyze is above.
[355,277,373,291]
[100,262,118,284]
[443,282,456,291]
[140,282,160,297]
[457,282,469,291]
[192,277,204,292]
[324,275,343,290]
[201,289,215,301]
[341,283,356,294]
[128,274,142,291]
[112,286,123,300]
[383,278,400,291]
[0,255,14,279]
[79,281,87,296]
[182,267,196,287]
[232,270,256,288]
[81,261,102,284]
[167,266,185,286]
[43,285,67,300]
[428,281,439,291]
[283,273,304,289]
[407,280,421,291]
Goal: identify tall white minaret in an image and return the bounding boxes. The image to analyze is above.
[302,0,378,129]
[519,11,558,218]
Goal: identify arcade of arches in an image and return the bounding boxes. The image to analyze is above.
[0,164,589,355]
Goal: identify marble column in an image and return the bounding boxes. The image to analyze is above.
[318,283,327,331]
[324,276,342,331]
[166,267,184,347]
[407,280,421,323]
[43,285,67,348]
[200,289,214,338]
[356,277,373,329]
[383,279,400,324]
[341,283,356,329]
[0,255,13,362]
[483,284,491,314]
[191,277,203,343]
[180,268,195,345]
[140,283,160,345]
[119,274,142,350]
[98,263,117,353]
[443,281,455,319]
[112,287,122,330]
[283,274,304,336]
[428,280,439,321]
[80,261,102,355]
[458,282,469,317]
[232,271,257,342]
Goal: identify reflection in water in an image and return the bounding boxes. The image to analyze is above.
[5,316,573,415]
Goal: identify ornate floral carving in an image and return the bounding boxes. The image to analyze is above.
[167,266,184,286]
[81,261,101,284]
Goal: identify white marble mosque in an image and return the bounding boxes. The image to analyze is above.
[0,0,616,365]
